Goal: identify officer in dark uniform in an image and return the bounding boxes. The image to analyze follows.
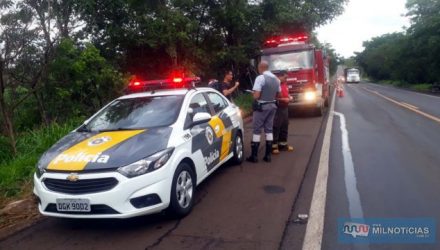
[246,61,281,163]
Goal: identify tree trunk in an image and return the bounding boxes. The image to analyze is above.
[0,103,17,155]
[0,61,17,154]
[33,91,49,126]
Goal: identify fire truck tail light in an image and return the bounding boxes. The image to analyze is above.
[133,81,141,86]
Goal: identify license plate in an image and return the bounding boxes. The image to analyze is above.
[56,199,91,212]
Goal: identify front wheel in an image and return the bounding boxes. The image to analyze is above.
[313,102,324,117]
[167,162,195,218]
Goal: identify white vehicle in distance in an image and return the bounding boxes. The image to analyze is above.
[345,68,361,83]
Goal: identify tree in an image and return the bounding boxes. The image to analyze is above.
[0,1,39,153]
[356,0,440,84]
[0,0,112,154]
[76,0,348,81]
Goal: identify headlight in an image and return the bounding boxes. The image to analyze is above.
[304,91,316,101]
[117,147,174,178]
[35,161,46,178]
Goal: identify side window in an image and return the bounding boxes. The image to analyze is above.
[207,92,228,114]
[185,93,211,128]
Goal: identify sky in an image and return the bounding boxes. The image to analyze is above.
[316,0,411,58]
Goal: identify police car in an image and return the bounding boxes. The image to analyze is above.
[33,82,244,218]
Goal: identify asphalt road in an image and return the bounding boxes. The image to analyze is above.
[0,112,324,250]
[323,83,440,250]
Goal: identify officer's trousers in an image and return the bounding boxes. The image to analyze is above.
[252,105,277,141]
[273,107,289,145]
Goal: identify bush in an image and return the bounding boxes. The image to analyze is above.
[410,83,432,92]
[233,93,253,117]
[0,118,83,198]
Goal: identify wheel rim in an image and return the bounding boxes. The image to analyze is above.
[236,136,243,160]
[176,170,193,209]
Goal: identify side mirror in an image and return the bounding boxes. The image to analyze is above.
[192,112,212,126]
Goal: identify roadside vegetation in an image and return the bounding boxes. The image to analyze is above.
[355,0,440,91]
[380,81,436,93]
[0,0,349,205]
[233,93,254,118]
[0,119,83,202]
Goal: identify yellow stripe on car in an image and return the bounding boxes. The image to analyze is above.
[47,130,145,171]
[208,116,231,161]
[221,130,232,161]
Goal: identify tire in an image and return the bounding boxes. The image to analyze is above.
[167,162,195,218]
[324,96,329,107]
[324,87,330,107]
[313,102,324,117]
[230,132,244,165]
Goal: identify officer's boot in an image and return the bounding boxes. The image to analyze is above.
[246,142,259,163]
[263,141,273,162]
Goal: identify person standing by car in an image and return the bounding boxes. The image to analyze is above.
[220,70,240,101]
[273,70,294,154]
[246,61,280,163]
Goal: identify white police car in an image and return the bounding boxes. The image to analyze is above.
[33,87,244,218]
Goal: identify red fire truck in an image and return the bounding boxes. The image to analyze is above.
[260,33,330,116]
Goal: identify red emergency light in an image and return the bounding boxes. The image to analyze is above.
[172,77,184,83]
[126,72,201,93]
[264,33,309,47]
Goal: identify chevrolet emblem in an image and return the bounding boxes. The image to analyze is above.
[66,173,79,182]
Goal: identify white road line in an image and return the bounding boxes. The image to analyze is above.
[333,112,364,219]
[302,90,336,250]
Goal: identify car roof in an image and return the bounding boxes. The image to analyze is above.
[119,89,191,100]
[118,87,216,100]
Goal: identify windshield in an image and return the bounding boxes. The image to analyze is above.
[262,50,314,71]
[348,69,360,75]
[84,95,184,131]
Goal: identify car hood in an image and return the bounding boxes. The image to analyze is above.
[39,127,172,172]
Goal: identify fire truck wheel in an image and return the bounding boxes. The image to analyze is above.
[313,104,324,117]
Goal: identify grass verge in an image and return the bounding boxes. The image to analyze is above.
[379,81,434,93]
[0,118,83,206]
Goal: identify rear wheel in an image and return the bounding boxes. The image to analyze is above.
[168,162,195,218]
[231,132,244,165]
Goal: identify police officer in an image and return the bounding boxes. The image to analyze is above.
[246,61,281,163]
